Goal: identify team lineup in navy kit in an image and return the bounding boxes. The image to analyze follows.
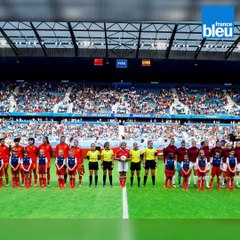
[0,135,240,191]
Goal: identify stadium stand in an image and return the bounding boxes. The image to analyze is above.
[1,81,239,117]
[176,87,229,115]
[14,82,68,113]
[1,118,239,149]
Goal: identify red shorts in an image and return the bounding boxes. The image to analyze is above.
[68,167,77,175]
[211,166,221,177]
[181,170,191,178]
[226,168,236,177]
[11,167,20,175]
[0,168,3,176]
[3,162,9,169]
[31,162,37,170]
[56,167,66,176]
[197,167,206,177]
[165,169,175,178]
[38,165,47,174]
[23,164,31,173]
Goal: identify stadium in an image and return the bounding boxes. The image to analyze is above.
[0,1,240,239]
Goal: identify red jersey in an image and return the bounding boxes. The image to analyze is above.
[0,145,9,162]
[200,146,210,162]
[163,145,177,160]
[187,147,199,163]
[71,146,83,165]
[26,145,38,164]
[210,146,223,157]
[55,143,70,158]
[115,149,130,159]
[176,147,187,163]
[39,143,53,162]
[14,145,24,159]
[234,147,240,164]
[223,148,233,163]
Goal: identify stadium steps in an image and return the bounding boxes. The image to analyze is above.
[53,86,72,113]
[171,88,190,114]
[223,89,240,110]
[182,131,189,142]
[67,103,73,113]
[119,125,125,139]
[9,86,18,112]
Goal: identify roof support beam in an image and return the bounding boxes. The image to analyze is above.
[0,27,18,56]
[104,22,108,58]
[225,36,240,60]
[67,22,78,57]
[165,24,178,59]
[136,23,142,58]
[30,22,47,56]
[194,38,206,59]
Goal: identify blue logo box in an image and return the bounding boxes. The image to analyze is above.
[116,59,128,68]
[202,6,234,38]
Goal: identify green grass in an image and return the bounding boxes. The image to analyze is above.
[127,164,240,219]
[1,159,240,219]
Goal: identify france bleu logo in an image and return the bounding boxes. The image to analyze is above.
[202,6,234,38]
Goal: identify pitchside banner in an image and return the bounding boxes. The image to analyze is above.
[202,6,234,38]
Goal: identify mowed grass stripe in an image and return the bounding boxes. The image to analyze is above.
[127,163,240,219]
[0,159,122,219]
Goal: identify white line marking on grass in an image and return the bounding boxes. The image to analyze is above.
[122,186,129,219]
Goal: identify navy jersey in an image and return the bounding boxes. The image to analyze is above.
[182,160,190,170]
[198,157,206,167]
[212,157,221,167]
[22,157,31,166]
[0,158,2,167]
[165,158,175,171]
[11,156,19,167]
[68,157,76,168]
[56,156,65,166]
[38,156,47,165]
[228,157,236,168]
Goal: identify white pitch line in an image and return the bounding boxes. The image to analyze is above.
[122,186,129,219]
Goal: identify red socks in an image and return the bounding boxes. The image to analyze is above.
[43,178,46,188]
[47,173,50,185]
[58,178,64,189]
[25,177,30,189]
[231,178,235,190]
[70,178,75,189]
[202,180,205,190]
[34,174,38,185]
[197,179,201,190]
[0,178,2,188]
[183,179,188,190]
[79,175,82,185]
[21,171,25,185]
[210,178,213,189]
[119,176,126,188]
[4,169,8,184]
[164,179,168,188]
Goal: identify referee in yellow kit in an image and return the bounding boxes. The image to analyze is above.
[130,142,143,187]
[143,140,158,187]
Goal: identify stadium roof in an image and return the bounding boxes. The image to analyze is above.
[0,21,240,60]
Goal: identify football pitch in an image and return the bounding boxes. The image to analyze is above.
[1,158,240,220]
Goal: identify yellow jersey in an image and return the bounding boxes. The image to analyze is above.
[87,150,100,162]
[101,149,114,162]
[144,148,157,160]
[130,149,142,163]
